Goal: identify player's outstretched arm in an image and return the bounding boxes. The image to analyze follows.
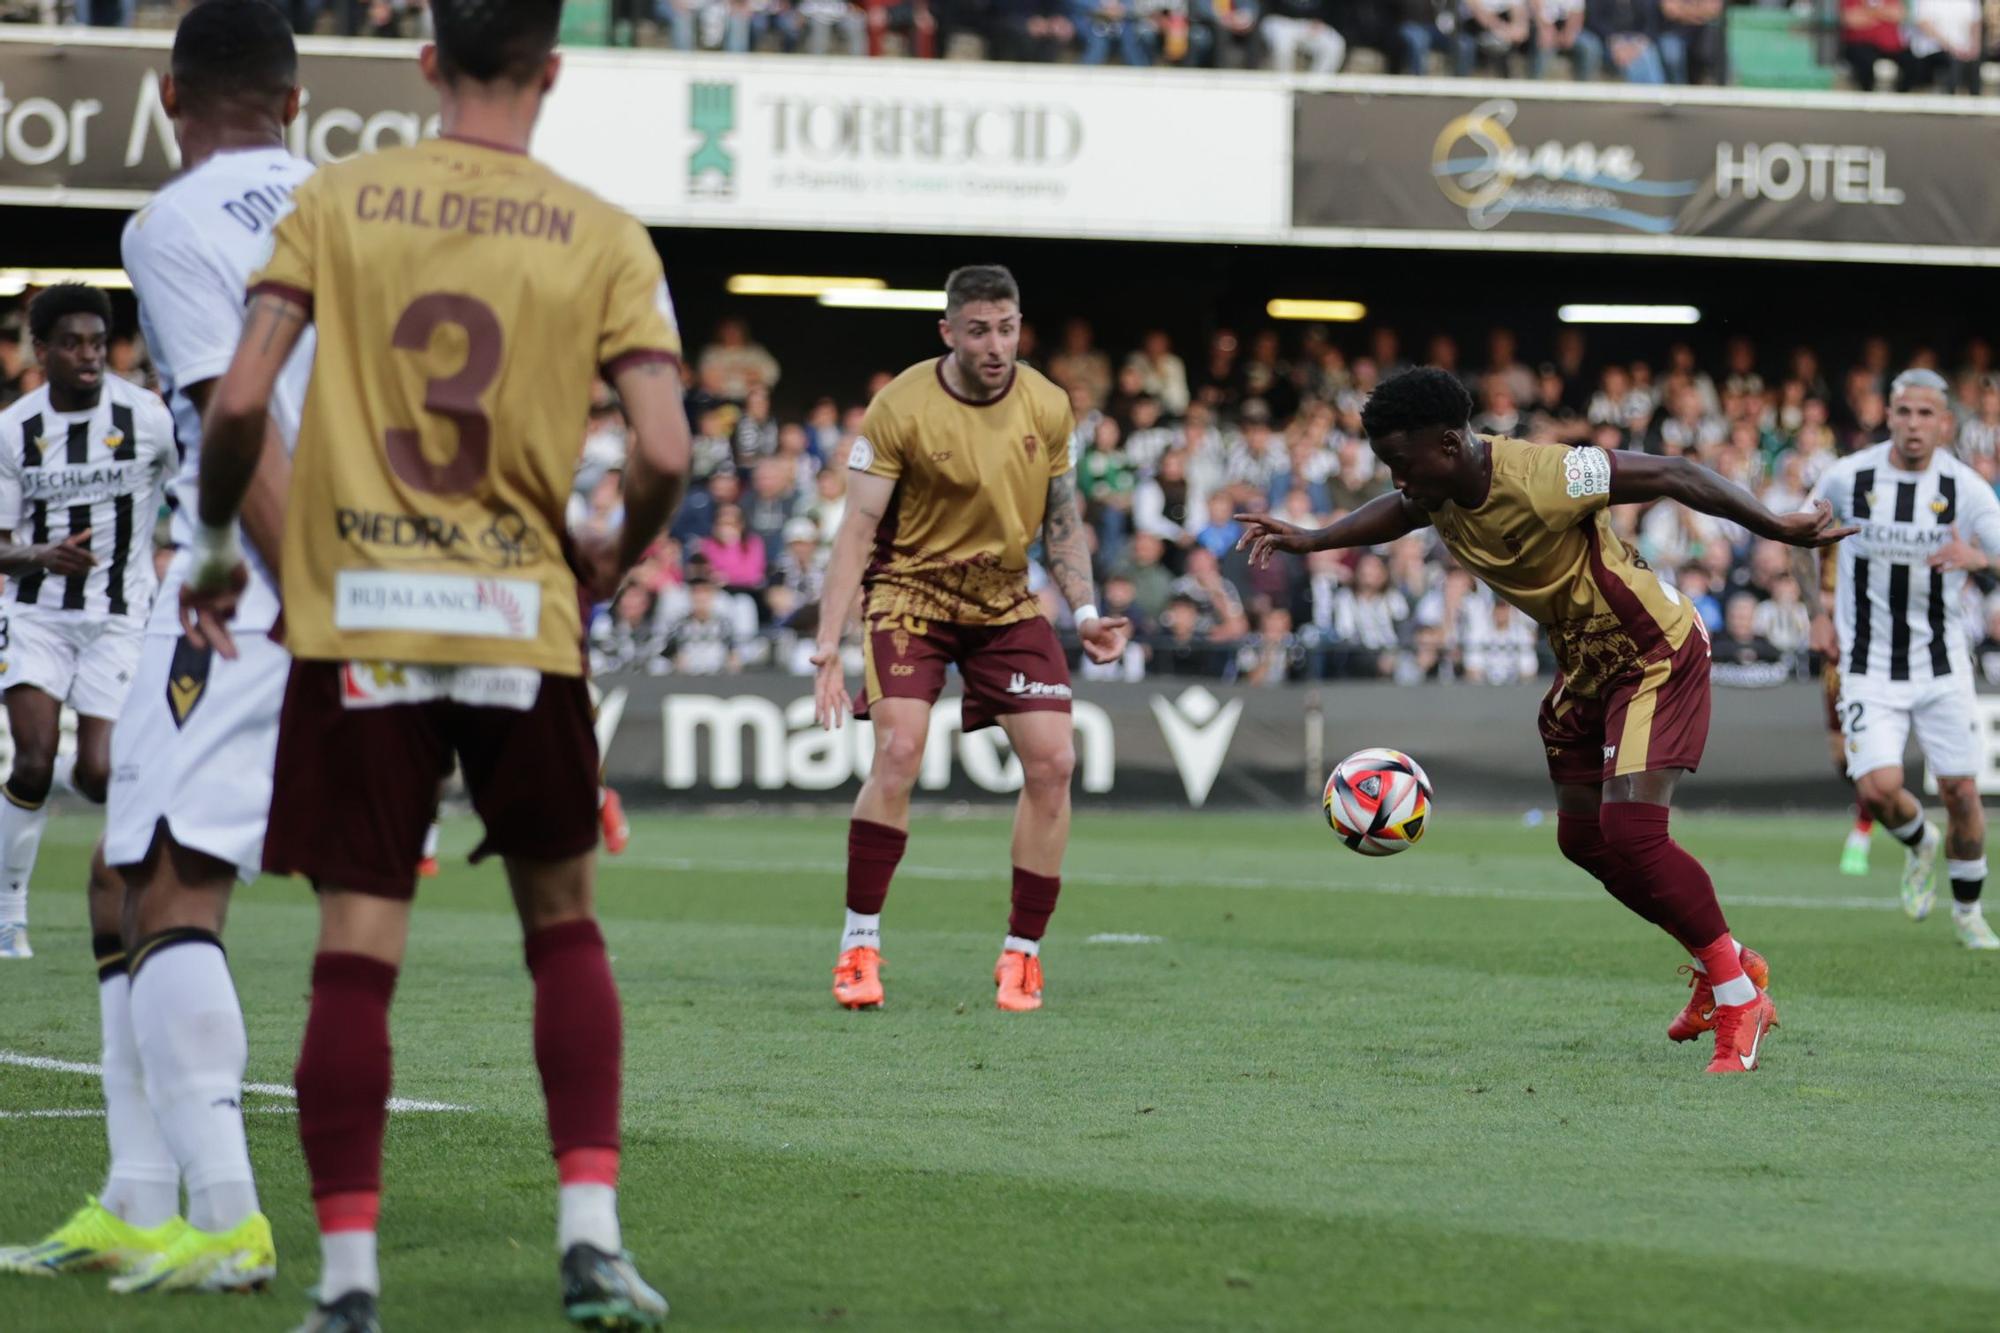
[1609,453,1856,548]
[1043,470,1130,664]
[812,471,897,730]
[188,291,311,657]
[606,358,694,596]
[1235,490,1428,568]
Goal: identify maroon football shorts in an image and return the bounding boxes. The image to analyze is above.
[855,614,1071,733]
[262,660,600,900]
[1538,623,1713,788]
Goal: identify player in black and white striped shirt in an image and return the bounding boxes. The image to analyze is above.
[0,285,173,957]
[1806,369,2000,949]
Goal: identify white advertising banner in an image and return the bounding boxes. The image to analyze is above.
[533,55,1289,242]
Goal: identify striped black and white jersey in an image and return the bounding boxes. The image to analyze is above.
[0,378,175,620]
[1810,443,2000,682]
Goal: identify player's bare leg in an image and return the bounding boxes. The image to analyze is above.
[1853,764,1941,920]
[992,710,1076,1012]
[1934,775,1996,948]
[0,841,185,1277]
[109,827,271,1293]
[833,697,931,1010]
[0,683,64,955]
[1830,729,1873,876]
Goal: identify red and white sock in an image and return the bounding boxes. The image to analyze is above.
[557,1148,621,1253]
[1691,935,1756,1007]
[316,1191,380,1299]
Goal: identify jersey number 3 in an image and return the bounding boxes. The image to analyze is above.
[386,292,502,496]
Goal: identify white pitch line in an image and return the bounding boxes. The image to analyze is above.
[0,1051,471,1113]
[0,1107,301,1120]
[1087,933,1165,944]
[617,854,1901,914]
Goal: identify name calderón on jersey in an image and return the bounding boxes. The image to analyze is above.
[0,378,175,617]
[1812,443,2000,682]
[251,136,681,675]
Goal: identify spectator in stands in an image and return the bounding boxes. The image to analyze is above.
[1530,364,1586,442]
[1074,0,1156,62]
[1198,0,1261,67]
[744,459,801,567]
[1195,494,1244,561]
[1656,0,1721,83]
[1462,601,1539,683]
[1171,546,1250,637]
[804,465,847,553]
[768,517,828,619]
[663,579,744,675]
[567,467,625,545]
[1458,0,1533,75]
[1390,0,1458,73]
[1585,0,1666,82]
[699,318,780,400]
[1959,379,2000,463]
[1331,552,1407,679]
[1261,0,1345,70]
[577,388,628,498]
[1532,0,1603,78]
[1755,574,1812,658]
[1120,531,1176,619]
[1480,327,1536,405]
[1195,330,1242,412]
[1473,385,1524,438]
[1229,402,1288,493]
[1394,624,1455,684]
[1908,0,1982,92]
[733,386,779,464]
[1126,329,1191,416]
[1674,566,1724,633]
[1151,594,1229,678]
[795,0,870,51]
[1080,417,1137,567]
[691,404,738,480]
[700,505,769,595]
[1049,318,1112,407]
[1710,592,1787,685]
[1135,447,1202,567]
[591,584,664,676]
[989,0,1077,58]
[1241,607,1302,685]
[1840,0,1916,89]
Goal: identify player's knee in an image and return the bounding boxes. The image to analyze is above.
[1853,771,1902,815]
[3,750,54,804]
[1020,741,1075,794]
[871,730,926,789]
[71,756,110,805]
[1598,801,1672,864]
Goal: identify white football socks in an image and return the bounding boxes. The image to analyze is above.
[130,940,260,1233]
[97,971,181,1229]
[0,787,47,925]
[421,821,440,860]
[320,1230,381,1299]
[840,910,881,954]
[1002,934,1040,958]
[1887,810,1928,847]
[557,1183,621,1254]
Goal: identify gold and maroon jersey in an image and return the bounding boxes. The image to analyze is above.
[851,358,1075,627]
[251,136,680,675]
[1429,438,1693,698]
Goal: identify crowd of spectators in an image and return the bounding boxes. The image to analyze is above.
[22,0,1995,93]
[14,294,2000,692]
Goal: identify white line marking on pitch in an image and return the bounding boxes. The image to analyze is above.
[0,1051,471,1113]
[1087,933,1165,944]
[0,1107,302,1120]
[619,855,1901,913]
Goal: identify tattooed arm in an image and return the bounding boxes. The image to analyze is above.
[185,290,311,657]
[1044,469,1130,665]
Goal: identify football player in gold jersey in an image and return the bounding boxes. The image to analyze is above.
[1238,368,1850,1076]
[183,2,690,1327]
[812,266,1129,1013]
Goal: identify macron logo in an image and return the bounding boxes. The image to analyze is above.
[1150,685,1243,809]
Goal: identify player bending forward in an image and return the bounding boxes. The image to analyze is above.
[813,265,1129,1013]
[185,2,692,1328]
[1800,369,2000,949]
[1239,369,1850,1075]
[0,2,305,1291]
[0,284,172,960]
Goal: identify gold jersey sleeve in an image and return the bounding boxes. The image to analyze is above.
[853,358,1073,627]
[1431,438,1692,698]
[250,138,682,676]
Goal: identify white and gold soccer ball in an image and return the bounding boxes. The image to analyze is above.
[1323,747,1434,857]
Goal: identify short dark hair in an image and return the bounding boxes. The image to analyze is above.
[944,265,1020,318]
[28,284,113,344]
[433,0,562,85]
[1361,367,1474,443]
[171,0,297,115]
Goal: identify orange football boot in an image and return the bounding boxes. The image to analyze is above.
[417,855,440,878]
[1705,989,1778,1074]
[599,786,629,856]
[994,950,1044,1012]
[833,946,884,1010]
[1667,945,1772,1042]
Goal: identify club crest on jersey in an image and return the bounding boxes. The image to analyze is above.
[891,628,911,658]
[32,435,55,459]
[1932,496,1951,514]
[103,431,124,452]
[1023,434,1039,462]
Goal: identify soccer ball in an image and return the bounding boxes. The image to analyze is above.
[1323,748,1434,857]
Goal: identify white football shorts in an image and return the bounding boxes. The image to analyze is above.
[0,607,145,720]
[105,628,289,881]
[1837,672,1985,782]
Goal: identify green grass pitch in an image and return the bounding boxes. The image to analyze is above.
[0,807,1995,1331]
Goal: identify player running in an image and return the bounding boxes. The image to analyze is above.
[0,2,308,1293]
[1799,368,2000,949]
[812,265,1130,1013]
[0,284,172,960]
[1238,368,1851,1075]
[184,2,692,1327]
